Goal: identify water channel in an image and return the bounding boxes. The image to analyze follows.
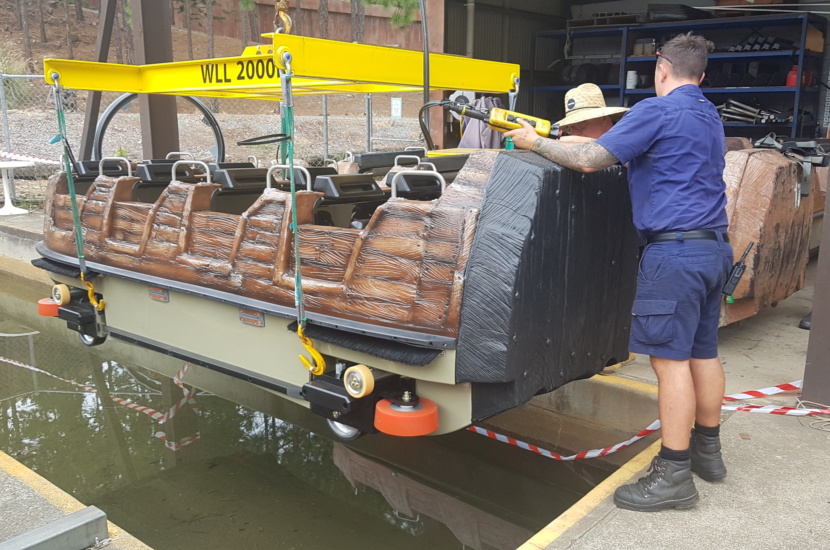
[0,271,613,549]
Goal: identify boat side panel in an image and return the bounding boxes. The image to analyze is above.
[456,151,640,420]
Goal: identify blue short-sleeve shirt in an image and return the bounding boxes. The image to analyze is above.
[596,85,728,237]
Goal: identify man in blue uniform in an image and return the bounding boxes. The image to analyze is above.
[506,32,733,511]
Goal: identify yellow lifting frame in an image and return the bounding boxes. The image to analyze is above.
[43,34,520,99]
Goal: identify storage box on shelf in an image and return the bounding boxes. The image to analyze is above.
[530,13,826,138]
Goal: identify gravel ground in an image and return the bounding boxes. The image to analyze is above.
[1,109,423,209]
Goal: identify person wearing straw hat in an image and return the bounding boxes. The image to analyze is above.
[557,83,628,141]
[507,32,733,513]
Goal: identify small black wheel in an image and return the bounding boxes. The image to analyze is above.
[79,332,107,347]
[326,419,364,441]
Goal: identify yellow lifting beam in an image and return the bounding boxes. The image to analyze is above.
[44,34,520,99]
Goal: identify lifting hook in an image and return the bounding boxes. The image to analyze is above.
[297,324,325,375]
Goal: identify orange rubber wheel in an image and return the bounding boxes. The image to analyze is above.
[37,298,60,317]
[374,397,439,437]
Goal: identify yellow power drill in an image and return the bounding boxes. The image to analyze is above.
[443,99,561,139]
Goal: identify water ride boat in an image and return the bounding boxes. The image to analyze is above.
[34,33,640,439]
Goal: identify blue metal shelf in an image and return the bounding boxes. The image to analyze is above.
[625,87,819,94]
[625,50,816,63]
[533,85,622,92]
[530,13,825,139]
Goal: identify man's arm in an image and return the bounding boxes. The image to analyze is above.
[505,119,619,173]
[530,138,618,173]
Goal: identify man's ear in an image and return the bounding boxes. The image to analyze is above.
[699,72,706,85]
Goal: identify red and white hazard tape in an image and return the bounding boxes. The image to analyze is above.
[468,419,662,461]
[0,355,200,451]
[468,379,829,461]
[0,150,61,165]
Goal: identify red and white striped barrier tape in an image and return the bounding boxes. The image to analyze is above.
[0,355,200,451]
[468,379,828,461]
[723,380,803,401]
[0,150,61,165]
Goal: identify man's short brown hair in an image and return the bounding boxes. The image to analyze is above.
[659,32,714,80]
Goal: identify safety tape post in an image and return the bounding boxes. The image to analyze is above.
[0,355,199,451]
[468,379,827,461]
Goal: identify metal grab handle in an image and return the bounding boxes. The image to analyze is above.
[389,170,446,200]
[324,158,337,169]
[393,155,423,168]
[98,156,132,177]
[247,155,259,168]
[172,160,211,184]
[418,161,437,171]
[266,164,312,191]
[166,151,195,160]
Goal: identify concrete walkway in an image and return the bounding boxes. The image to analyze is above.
[524,259,830,549]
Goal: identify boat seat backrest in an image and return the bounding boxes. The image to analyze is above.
[135,162,200,183]
[208,162,256,175]
[212,167,269,189]
[353,150,425,173]
[312,174,385,202]
[76,160,130,177]
[295,166,338,189]
[383,171,443,200]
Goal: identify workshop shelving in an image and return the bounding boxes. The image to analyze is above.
[530,13,827,138]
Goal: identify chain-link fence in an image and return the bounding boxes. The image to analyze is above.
[0,70,425,209]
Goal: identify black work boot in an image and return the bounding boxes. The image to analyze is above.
[690,430,727,482]
[614,456,698,512]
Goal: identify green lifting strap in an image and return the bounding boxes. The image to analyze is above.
[51,79,88,276]
[280,67,306,329]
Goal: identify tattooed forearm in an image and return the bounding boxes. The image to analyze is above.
[530,138,619,172]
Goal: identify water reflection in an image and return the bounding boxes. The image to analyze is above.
[0,273,610,549]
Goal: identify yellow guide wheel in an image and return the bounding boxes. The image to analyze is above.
[343,364,374,398]
[51,284,71,306]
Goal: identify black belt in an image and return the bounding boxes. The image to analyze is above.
[646,230,728,244]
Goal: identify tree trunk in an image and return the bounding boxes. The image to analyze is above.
[184,0,193,60]
[13,0,22,30]
[241,9,249,47]
[120,0,134,64]
[62,0,74,59]
[319,0,328,40]
[19,0,34,71]
[249,5,258,43]
[114,3,123,63]
[36,0,47,42]
[350,0,364,43]
[74,0,83,22]
[206,0,215,59]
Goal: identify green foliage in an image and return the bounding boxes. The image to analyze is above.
[239,0,255,12]
[114,145,129,158]
[364,0,420,28]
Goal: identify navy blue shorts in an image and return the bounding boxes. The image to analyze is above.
[629,237,733,361]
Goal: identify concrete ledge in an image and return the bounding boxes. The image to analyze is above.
[0,506,108,550]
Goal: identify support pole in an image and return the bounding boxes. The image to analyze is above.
[322,95,329,161]
[130,0,180,159]
[803,210,830,404]
[78,0,117,160]
[365,93,373,153]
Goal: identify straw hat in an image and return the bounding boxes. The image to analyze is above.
[556,83,628,128]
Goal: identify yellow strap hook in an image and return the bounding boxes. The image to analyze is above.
[297,324,325,375]
[80,272,104,311]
